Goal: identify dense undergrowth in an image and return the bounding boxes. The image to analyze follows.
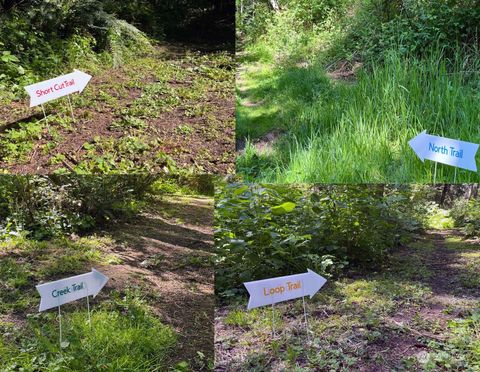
[0,175,215,240]
[0,0,234,100]
[237,0,480,183]
[214,183,480,297]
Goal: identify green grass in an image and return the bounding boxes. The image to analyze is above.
[0,289,177,371]
[427,207,455,229]
[237,49,480,183]
[0,234,178,371]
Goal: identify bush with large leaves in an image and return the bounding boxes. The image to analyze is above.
[215,184,425,298]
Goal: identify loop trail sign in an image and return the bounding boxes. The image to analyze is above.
[25,69,92,108]
[36,268,108,312]
[244,269,327,310]
[409,130,479,172]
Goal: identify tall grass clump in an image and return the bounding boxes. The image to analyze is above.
[0,290,177,371]
[238,46,480,183]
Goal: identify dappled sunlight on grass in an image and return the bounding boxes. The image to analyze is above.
[427,208,455,229]
[237,49,480,183]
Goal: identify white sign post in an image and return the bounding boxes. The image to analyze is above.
[244,269,327,340]
[36,268,108,347]
[409,130,479,183]
[24,69,92,124]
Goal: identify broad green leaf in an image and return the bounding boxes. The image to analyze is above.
[271,202,296,215]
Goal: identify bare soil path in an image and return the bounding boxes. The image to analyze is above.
[100,195,214,367]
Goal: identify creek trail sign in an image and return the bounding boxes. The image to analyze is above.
[244,269,327,340]
[25,70,92,108]
[37,268,108,312]
[409,131,479,175]
[36,268,108,347]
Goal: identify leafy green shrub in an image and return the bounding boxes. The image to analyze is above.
[215,184,423,298]
[0,175,156,239]
[0,1,152,95]
[345,0,480,62]
[451,198,480,237]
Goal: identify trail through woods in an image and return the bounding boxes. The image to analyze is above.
[215,228,480,371]
[101,195,214,365]
[0,195,214,368]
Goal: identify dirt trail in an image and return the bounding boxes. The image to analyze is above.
[0,44,235,174]
[98,195,214,366]
[372,229,479,370]
[215,228,479,371]
[236,63,284,153]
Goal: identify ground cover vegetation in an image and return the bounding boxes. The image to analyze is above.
[0,0,235,173]
[0,174,215,371]
[236,0,480,183]
[215,183,480,370]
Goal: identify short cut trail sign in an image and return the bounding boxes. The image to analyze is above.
[25,69,92,108]
[36,268,108,312]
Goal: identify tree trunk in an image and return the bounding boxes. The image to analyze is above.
[269,0,280,11]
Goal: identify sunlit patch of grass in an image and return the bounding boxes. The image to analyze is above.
[224,308,262,328]
[0,289,177,371]
[237,48,480,183]
[340,278,431,314]
[444,236,480,251]
[427,208,454,230]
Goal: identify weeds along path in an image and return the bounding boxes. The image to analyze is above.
[215,229,480,371]
[0,45,235,174]
[0,195,214,370]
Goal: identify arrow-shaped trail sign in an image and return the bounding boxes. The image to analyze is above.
[244,269,327,310]
[36,268,108,312]
[409,130,479,172]
[25,69,92,107]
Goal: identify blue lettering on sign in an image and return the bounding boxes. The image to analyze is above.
[450,146,463,158]
[429,143,463,158]
[429,142,448,155]
[51,282,85,298]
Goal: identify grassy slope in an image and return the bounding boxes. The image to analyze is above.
[0,195,214,371]
[215,229,480,371]
[0,45,235,174]
[237,45,480,184]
